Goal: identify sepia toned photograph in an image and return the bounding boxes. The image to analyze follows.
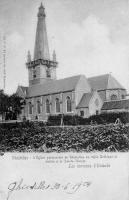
[0,0,129,153]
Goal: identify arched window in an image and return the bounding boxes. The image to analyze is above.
[29,102,32,115]
[111,94,117,101]
[66,96,72,112]
[46,99,50,113]
[46,68,51,78]
[121,95,125,99]
[37,100,41,114]
[55,98,60,113]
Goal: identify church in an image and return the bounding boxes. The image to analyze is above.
[17,3,127,121]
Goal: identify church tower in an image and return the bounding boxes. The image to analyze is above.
[26,3,58,86]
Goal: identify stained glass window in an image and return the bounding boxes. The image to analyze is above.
[66,96,72,112]
[37,100,41,114]
[29,102,32,114]
[55,98,60,113]
[46,99,50,113]
[46,68,51,78]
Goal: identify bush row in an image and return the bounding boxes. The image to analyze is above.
[0,112,129,129]
[47,112,129,126]
[0,123,129,152]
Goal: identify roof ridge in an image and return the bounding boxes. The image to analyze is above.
[104,99,127,103]
[21,86,28,88]
[107,73,110,89]
[19,85,28,89]
[59,74,83,80]
[88,73,109,79]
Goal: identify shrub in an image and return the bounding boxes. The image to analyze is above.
[47,112,129,126]
[88,112,129,124]
[47,114,86,126]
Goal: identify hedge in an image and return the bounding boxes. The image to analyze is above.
[47,112,129,126]
[47,114,84,126]
[0,123,129,152]
[88,112,129,124]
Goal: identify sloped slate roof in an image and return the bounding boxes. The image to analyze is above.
[88,74,125,91]
[102,99,129,110]
[27,75,83,97]
[76,92,93,108]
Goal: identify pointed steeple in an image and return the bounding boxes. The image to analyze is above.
[34,3,50,60]
[52,50,56,62]
[27,50,31,62]
[26,3,58,86]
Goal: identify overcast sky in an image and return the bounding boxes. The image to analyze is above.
[0,0,129,94]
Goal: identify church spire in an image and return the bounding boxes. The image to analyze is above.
[34,3,50,60]
[26,3,58,86]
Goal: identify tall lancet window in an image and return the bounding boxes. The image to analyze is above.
[66,96,72,112]
[37,100,41,114]
[55,98,60,113]
[46,68,51,78]
[29,102,33,115]
[46,99,50,113]
[33,68,36,78]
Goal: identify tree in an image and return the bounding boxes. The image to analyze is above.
[8,93,25,120]
[0,90,9,120]
[0,91,25,121]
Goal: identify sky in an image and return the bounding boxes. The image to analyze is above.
[0,0,129,94]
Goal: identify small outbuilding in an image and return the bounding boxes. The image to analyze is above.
[76,91,103,118]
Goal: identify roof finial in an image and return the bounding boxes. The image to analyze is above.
[53,50,56,62]
[38,2,45,17]
[40,2,44,8]
[27,50,31,62]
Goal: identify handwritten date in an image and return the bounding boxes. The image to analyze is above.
[7,178,92,200]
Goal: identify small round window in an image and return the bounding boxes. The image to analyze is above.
[111,94,117,101]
